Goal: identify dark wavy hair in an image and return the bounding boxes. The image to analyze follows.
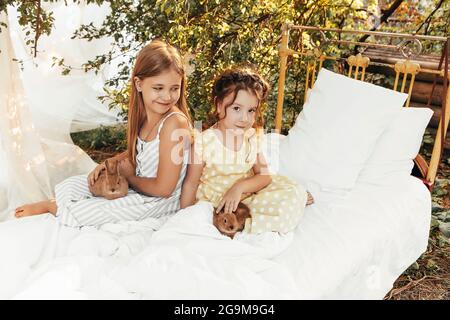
[205,66,270,129]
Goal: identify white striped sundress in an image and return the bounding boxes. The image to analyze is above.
[55,112,190,227]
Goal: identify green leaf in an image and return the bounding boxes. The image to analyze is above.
[430,217,440,230]
[426,259,438,270]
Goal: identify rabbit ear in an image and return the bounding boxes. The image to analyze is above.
[105,159,117,174]
[111,160,118,174]
[104,159,111,172]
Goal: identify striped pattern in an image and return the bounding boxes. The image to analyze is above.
[55,112,190,227]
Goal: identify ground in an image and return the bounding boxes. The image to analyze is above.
[383,128,450,300]
[75,127,450,300]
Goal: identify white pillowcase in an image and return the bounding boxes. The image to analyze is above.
[279,68,407,191]
[357,107,433,184]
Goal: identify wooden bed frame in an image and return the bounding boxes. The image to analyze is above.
[275,24,449,189]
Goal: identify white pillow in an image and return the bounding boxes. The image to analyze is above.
[279,68,407,191]
[357,107,433,184]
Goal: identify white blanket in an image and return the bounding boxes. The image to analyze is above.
[0,177,430,299]
[1,202,296,299]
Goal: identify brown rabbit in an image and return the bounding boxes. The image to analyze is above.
[89,158,129,200]
[213,202,251,239]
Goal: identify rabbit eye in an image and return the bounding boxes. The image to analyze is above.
[223,219,227,224]
[117,181,120,185]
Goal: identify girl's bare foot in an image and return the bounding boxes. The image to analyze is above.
[15,200,57,218]
[306,192,314,205]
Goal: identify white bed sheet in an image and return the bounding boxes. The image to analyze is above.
[0,176,430,299]
[274,176,431,299]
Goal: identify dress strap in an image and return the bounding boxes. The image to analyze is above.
[156,112,191,137]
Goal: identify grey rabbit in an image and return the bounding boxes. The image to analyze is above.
[89,158,129,200]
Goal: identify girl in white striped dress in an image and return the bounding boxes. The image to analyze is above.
[15,40,192,227]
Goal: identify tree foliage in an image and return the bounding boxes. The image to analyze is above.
[1,0,448,131]
[69,0,384,130]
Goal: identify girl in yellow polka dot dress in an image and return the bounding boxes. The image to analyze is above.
[181,66,313,234]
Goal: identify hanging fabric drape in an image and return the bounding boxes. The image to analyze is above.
[0,2,122,221]
[0,13,53,217]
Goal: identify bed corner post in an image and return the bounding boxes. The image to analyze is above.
[427,37,450,187]
[275,23,290,133]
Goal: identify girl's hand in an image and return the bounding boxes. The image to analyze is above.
[216,183,243,214]
[87,162,106,186]
[118,158,136,179]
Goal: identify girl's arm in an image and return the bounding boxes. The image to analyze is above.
[124,115,191,198]
[235,152,272,193]
[216,152,272,213]
[180,143,205,209]
[111,151,128,162]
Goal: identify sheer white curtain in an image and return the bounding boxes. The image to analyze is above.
[0,2,122,221]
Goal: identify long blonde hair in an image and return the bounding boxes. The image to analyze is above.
[127,40,192,165]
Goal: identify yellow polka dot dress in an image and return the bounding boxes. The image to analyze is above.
[194,127,308,234]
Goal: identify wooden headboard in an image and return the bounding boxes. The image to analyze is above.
[275,24,449,188]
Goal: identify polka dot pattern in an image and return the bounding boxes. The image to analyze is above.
[242,175,308,235]
[194,128,308,235]
[195,128,260,207]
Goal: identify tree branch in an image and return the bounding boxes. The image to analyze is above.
[416,0,445,35]
[33,0,41,57]
[358,0,405,43]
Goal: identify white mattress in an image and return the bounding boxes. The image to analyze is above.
[0,176,430,299]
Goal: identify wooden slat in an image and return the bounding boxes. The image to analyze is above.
[411,81,444,105]
[363,47,442,62]
[366,64,445,83]
[363,47,445,71]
